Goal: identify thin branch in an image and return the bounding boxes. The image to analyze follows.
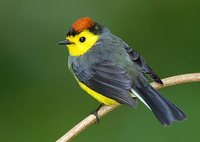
[56,73,200,142]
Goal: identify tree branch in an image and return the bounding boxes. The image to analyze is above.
[56,73,200,142]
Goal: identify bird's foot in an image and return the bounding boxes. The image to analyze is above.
[90,104,104,123]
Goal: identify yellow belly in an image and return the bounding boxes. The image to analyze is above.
[78,81,119,105]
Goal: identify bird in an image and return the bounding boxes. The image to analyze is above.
[58,17,187,126]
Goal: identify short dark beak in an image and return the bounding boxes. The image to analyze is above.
[57,39,74,45]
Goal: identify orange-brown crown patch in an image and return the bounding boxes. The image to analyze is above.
[72,17,95,33]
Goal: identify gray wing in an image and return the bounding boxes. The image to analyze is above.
[72,60,136,107]
[124,46,163,84]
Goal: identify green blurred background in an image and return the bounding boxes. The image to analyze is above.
[0,0,200,141]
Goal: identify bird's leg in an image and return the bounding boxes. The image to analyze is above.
[91,103,104,123]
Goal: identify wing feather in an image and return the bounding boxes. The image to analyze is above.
[125,47,163,84]
[73,60,136,107]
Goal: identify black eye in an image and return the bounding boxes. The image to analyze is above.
[79,37,86,43]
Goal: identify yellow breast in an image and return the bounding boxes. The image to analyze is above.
[77,81,119,105]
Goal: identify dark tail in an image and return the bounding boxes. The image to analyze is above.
[135,85,187,126]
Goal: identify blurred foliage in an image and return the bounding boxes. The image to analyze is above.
[0,0,200,141]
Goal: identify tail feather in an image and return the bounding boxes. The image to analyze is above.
[134,85,187,126]
[159,94,187,121]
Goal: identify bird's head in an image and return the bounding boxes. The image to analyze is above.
[58,17,103,56]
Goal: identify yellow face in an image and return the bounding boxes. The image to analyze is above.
[66,30,99,56]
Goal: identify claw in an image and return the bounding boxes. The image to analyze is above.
[91,110,100,123]
[90,104,104,123]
